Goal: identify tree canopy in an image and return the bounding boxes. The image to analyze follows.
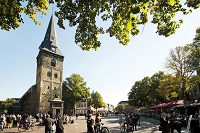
[91,91,106,110]
[115,103,125,112]
[63,73,91,106]
[1,0,200,50]
[0,98,16,111]
[128,27,200,107]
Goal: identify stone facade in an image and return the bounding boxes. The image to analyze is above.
[35,50,64,114]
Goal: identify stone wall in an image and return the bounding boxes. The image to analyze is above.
[34,50,64,114]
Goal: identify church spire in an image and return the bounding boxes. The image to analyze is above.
[39,13,63,56]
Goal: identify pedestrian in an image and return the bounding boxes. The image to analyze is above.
[95,113,101,132]
[87,114,95,133]
[119,115,123,127]
[76,114,78,120]
[43,114,53,133]
[84,113,87,120]
[136,113,141,125]
[169,111,181,133]
[55,115,64,133]
[160,112,169,133]
[133,113,138,131]
[0,117,4,131]
[6,114,12,129]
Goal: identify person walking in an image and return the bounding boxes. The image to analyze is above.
[160,112,169,133]
[119,115,123,128]
[76,114,78,120]
[6,115,12,129]
[44,114,53,133]
[136,113,141,126]
[132,113,138,131]
[55,115,64,133]
[87,114,95,133]
[169,111,181,133]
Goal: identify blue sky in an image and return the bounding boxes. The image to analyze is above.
[0,8,199,107]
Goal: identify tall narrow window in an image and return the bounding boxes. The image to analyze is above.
[47,72,51,77]
[54,73,58,78]
[51,59,56,67]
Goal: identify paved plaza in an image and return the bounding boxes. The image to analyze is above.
[0,115,182,133]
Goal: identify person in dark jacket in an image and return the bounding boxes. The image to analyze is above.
[133,113,139,131]
[44,114,53,133]
[87,114,95,133]
[55,115,64,133]
[6,115,12,129]
[169,111,181,133]
[160,112,169,133]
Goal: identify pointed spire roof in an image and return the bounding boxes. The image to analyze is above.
[39,13,63,56]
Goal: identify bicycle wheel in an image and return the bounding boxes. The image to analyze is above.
[120,125,125,133]
[18,123,26,132]
[101,127,109,133]
[31,122,39,131]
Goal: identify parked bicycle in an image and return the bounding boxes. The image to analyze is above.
[95,123,109,133]
[18,120,39,132]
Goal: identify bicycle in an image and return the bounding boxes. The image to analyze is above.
[95,123,109,133]
[120,122,133,133]
[18,120,39,132]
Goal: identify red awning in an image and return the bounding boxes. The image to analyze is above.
[149,100,184,109]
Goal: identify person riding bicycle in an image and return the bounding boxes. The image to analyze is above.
[95,113,101,132]
[124,113,131,131]
[21,115,30,129]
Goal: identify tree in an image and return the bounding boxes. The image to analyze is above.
[165,44,199,94]
[63,73,91,110]
[128,76,155,107]
[91,91,106,111]
[184,27,200,92]
[0,98,16,111]
[157,74,180,101]
[128,71,167,106]
[1,0,200,50]
[115,103,125,113]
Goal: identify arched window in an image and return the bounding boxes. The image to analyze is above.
[51,59,56,67]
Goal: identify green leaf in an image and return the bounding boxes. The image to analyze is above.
[169,0,175,5]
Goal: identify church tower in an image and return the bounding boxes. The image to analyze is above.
[35,14,64,114]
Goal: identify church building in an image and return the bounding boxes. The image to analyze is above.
[20,14,64,117]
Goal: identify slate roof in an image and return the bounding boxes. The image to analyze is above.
[39,13,63,57]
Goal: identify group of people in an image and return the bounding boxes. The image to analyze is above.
[160,111,183,133]
[86,112,102,133]
[119,113,140,132]
[0,113,27,130]
[44,114,64,133]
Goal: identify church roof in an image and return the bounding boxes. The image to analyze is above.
[39,13,63,57]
